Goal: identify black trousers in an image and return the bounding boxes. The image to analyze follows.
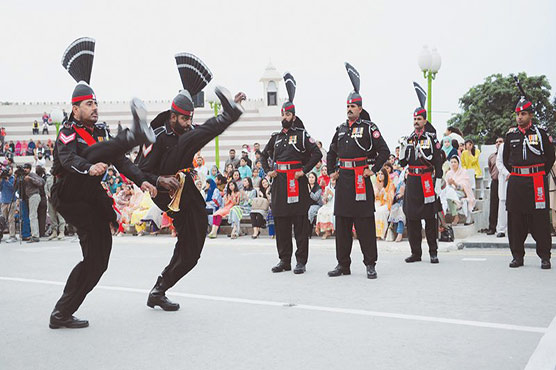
[508,210,552,261]
[335,216,377,267]
[274,214,310,265]
[38,197,47,237]
[489,179,499,231]
[53,129,139,315]
[54,206,112,316]
[159,189,208,289]
[407,218,438,257]
[250,213,266,228]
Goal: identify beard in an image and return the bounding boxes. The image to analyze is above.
[281,119,293,129]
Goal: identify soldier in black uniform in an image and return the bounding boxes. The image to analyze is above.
[398,105,443,263]
[135,53,245,311]
[503,91,554,269]
[327,63,390,279]
[50,37,157,329]
[260,73,322,274]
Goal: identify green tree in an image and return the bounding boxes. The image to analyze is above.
[447,73,555,144]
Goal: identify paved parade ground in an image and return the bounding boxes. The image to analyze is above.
[1,235,555,370]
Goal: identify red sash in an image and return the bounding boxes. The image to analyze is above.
[408,166,435,204]
[73,126,97,146]
[510,164,546,209]
[339,157,367,201]
[276,161,301,204]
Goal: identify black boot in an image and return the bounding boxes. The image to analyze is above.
[49,310,89,329]
[128,97,156,146]
[147,276,180,311]
[509,259,524,268]
[271,261,291,273]
[215,86,244,122]
[366,264,377,279]
[328,265,351,277]
[405,254,422,263]
[430,255,439,264]
[541,260,551,270]
[293,263,306,274]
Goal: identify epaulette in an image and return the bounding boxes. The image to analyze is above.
[271,131,280,137]
[507,127,518,134]
[95,122,108,129]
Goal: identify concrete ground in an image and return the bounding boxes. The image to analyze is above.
[0,235,555,370]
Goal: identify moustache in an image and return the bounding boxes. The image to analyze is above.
[348,110,353,114]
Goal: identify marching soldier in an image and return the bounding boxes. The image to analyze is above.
[135,53,245,311]
[398,104,443,263]
[327,62,390,279]
[50,37,157,329]
[260,73,322,274]
[503,79,554,269]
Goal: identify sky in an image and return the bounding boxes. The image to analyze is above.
[1,0,555,149]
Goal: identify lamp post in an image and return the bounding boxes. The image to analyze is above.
[207,90,221,169]
[418,46,441,123]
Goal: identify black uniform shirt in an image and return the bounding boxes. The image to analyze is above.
[503,124,555,213]
[260,126,322,216]
[53,121,146,186]
[399,130,443,220]
[327,118,390,217]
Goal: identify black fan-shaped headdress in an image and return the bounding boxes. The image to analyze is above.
[413,82,427,119]
[512,75,533,113]
[61,37,96,103]
[171,53,213,115]
[281,72,296,114]
[345,62,362,106]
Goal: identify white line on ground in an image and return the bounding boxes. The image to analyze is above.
[0,276,548,334]
[461,258,488,261]
[525,315,556,369]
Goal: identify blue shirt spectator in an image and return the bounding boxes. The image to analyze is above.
[0,173,16,203]
[238,158,252,179]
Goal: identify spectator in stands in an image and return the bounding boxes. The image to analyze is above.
[316,141,327,163]
[254,150,262,163]
[441,156,476,225]
[45,168,66,240]
[315,176,336,239]
[441,136,458,161]
[15,141,21,156]
[240,148,252,168]
[34,152,46,168]
[251,166,262,188]
[232,170,242,189]
[307,172,322,227]
[44,139,53,160]
[259,178,275,238]
[209,180,241,238]
[42,112,49,125]
[0,165,18,243]
[225,149,240,169]
[26,139,36,156]
[21,140,28,156]
[207,165,218,182]
[254,160,265,178]
[317,164,330,188]
[313,160,323,177]
[229,177,257,239]
[461,139,482,178]
[389,171,407,242]
[487,138,504,235]
[250,178,269,239]
[35,165,48,237]
[42,119,50,135]
[23,163,45,243]
[0,127,5,152]
[206,176,223,226]
[252,142,261,163]
[194,155,209,183]
[238,157,252,179]
[224,163,234,180]
[8,140,14,154]
[32,120,40,135]
[374,168,395,240]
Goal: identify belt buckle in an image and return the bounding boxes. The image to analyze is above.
[345,161,353,168]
